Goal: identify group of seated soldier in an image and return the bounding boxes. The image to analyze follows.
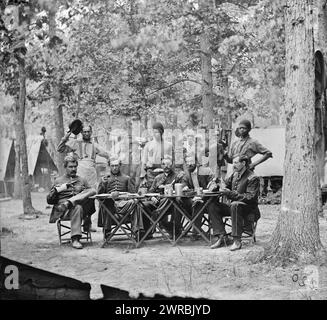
[47,153,260,252]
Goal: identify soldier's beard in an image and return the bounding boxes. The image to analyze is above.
[188,165,196,172]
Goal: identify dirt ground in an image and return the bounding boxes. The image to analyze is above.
[1,192,327,300]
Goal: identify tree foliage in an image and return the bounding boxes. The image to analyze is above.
[1,0,287,133]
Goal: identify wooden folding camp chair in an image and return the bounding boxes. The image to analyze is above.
[57,218,92,245]
[222,214,258,243]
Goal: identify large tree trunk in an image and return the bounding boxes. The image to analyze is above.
[315,0,327,216]
[266,0,322,263]
[199,0,214,129]
[53,86,65,175]
[13,99,22,199]
[49,8,65,175]
[219,69,233,132]
[17,60,38,217]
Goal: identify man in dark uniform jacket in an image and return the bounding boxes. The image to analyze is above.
[47,155,96,249]
[210,155,260,251]
[97,157,137,243]
[144,156,188,239]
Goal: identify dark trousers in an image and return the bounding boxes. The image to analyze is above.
[177,198,205,234]
[97,198,136,233]
[191,199,210,234]
[140,200,157,235]
[82,198,96,226]
[143,198,190,236]
[208,200,254,239]
[61,204,83,239]
[61,198,95,238]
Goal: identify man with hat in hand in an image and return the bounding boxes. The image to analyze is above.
[224,119,272,170]
[57,122,110,232]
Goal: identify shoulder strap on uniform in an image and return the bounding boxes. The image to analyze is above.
[91,142,95,160]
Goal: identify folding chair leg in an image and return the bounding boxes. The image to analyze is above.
[57,220,62,245]
[57,219,92,245]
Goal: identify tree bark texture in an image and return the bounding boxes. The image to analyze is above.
[49,8,65,175]
[17,60,36,215]
[268,0,322,261]
[200,0,214,129]
[315,0,327,215]
[53,86,65,175]
[13,99,22,199]
[221,70,232,130]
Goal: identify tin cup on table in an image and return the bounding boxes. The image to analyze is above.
[196,187,203,196]
[175,183,183,197]
[164,184,173,196]
[139,187,147,196]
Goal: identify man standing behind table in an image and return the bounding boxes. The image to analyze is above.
[57,123,110,231]
[224,119,272,170]
[97,157,138,247]
[47,155,96,249]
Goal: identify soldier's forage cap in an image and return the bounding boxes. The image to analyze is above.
[238,119,252,131]
[108,155,120,165]
[152,122,164,135]
[64,154,78,162]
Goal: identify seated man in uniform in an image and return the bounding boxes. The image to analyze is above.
[209,155,260,251]
[143,156,189,239]
[97,156,138,246]
[182,156,219,240]
[47,155,96,249]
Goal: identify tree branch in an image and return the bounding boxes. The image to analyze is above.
[146,79,201,96]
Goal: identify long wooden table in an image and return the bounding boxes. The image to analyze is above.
[92,191,223,248]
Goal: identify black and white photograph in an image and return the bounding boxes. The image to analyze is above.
[1,0,327,307]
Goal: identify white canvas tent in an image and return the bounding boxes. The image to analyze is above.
[26,135,57,189]
[250,127,285,177]
[0,138,15,195]
[226,126,286,177]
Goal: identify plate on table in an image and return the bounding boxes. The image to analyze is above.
[94,193,112,198]
[119,193,139,198]
[203,190,220,195]
[203,189,211,193]
[144,193,160,197]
